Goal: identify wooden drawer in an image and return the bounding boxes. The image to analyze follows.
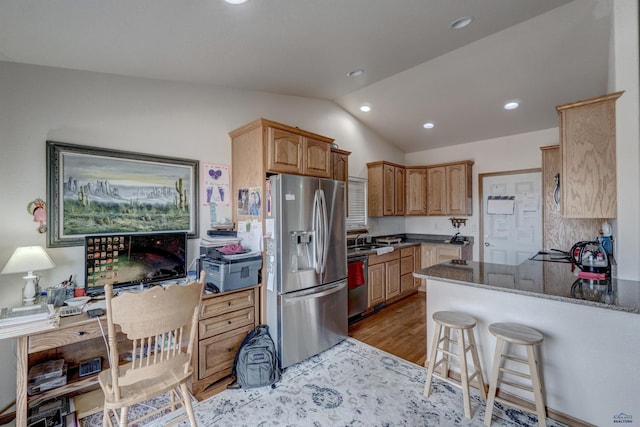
[199,306,255,340]
[198,324,253,381]
[400,246,415,257]
[29,319,106,353]
[368,250,399,265]
[200,288,254,320]
[400,255,414,276]
[401,273,415,293]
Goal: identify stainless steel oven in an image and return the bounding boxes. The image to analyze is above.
[348,256,368,319]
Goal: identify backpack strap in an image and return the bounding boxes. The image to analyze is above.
[231,325,260,377]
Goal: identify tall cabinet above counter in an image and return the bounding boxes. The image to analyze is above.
[230,118,350,220]
[367,160,473,217]
[229,119,350,324]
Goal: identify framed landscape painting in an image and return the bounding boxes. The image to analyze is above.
[47,141,199,247]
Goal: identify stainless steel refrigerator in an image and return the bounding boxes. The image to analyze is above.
[265,174,347,369]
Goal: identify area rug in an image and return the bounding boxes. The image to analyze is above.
[82,338,567,426]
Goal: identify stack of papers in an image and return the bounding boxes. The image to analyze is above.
[201,236,241,247]
[0,304,58,339]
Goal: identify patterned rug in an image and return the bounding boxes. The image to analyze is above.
[82,338,567,426]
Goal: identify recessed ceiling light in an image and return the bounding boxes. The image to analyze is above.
[225,0,247,4]
[423,122,435,129]
[360,105,371,113]
[347,69,365,77]
[504,101,520,110]
[450,16,474,30]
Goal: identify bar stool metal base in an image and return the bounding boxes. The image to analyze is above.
[424,311,487,419]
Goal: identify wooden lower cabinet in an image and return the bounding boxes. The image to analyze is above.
[420,243,462,268]
[386,259,401,299]
[434,245,462,264]
[193,286,259,395]
[414,245,422,289]
[367,263,386,308]
[367,245,420,309]
[400,246,417,293]
[418,243,463,288]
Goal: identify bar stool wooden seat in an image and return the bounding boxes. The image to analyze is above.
[424,311,487,419]
[484,322,546,427]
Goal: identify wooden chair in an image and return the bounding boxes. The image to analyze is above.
[98,273,205,427]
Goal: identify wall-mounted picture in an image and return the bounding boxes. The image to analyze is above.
[47,141,199,247]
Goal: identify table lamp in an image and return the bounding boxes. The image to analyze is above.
[1,246,56,304]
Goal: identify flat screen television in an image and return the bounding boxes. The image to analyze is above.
[84,232,187,295]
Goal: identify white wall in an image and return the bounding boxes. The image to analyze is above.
[0,60,404,409]
[610,0,640,280]
[404,128,559,260]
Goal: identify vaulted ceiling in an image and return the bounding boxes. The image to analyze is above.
[0,0,611,152]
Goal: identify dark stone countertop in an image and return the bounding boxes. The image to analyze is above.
[414,259,640,314]
[347,233,473,258]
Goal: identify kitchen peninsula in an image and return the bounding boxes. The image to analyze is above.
[414,260,640,426]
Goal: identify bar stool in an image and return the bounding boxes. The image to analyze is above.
[484,322,546,427]
[424,311,487,419]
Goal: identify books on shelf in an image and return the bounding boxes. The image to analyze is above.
[27,396,76,427]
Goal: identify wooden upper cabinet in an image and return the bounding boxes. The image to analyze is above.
[367,161,405,217]
[406,168,427,215]
[556,91,623,218]
[303,137,332,178]
[427,161,473,216]
[382,164,396,216]
[446,162,473,215]
[395,166,406,216]
[331,148,350,183]
[229,118,335,224]
[368,159,472,217]
[267,127,303,174]
[427,166,446,215]
[331,147,350,215]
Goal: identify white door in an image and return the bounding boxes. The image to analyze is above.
[482,172,542,265]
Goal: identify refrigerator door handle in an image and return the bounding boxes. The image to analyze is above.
[313,189,322,275]
[282,281,346,304]
[318,189,329,276]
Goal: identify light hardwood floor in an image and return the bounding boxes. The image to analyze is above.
[348,291,426,367]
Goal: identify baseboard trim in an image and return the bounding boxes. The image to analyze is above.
[440,368,595,427]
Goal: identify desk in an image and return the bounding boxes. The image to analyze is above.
[15,285,261,426]
[15,313,113,427]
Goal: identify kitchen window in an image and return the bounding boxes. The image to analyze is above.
[347,176,367,229]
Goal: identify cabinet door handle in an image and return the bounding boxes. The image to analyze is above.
[227,301,232,306]
[228,320,232,325]
[77,331,86,336]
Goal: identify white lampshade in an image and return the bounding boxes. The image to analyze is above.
[1,246,56,303]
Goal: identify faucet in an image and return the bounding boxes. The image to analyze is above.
[352,233,368,246]
[449,232,461,243]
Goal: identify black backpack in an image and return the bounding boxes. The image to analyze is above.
[228,324,281,389]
